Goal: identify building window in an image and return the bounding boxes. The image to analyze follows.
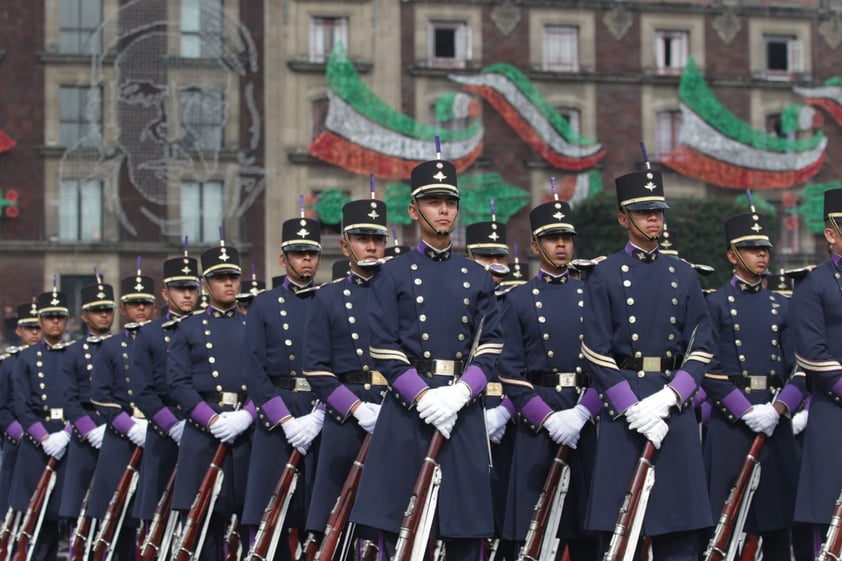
[59,86,101,146]
[542,26,579,72]
[764,34,804,79]
[429,21,471,69]
[557,107,581,136]
[654,30,688,75]
[311,97,330,140]
[310,17,348,63]
[59,179,102,241]
[59,0,102,54]
[655,110,683,160]
[766,113,795,143]
[181,181,224,242]
[180,88,225,151]
[180,0,223,58]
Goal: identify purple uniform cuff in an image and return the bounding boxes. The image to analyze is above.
[328,385,360,418]
[74,415,97,436]
[668,370,696,405]
[393,368,428,405]
[578,388,602,417]
[64,423,72,434]
[606,380,637,415]
[522,396,553,428]
[112,412,135,436]
[261,396,291,426]
[501,397,516,419]
[775,384,803,415]
[722,388,753,419]
[152,407,179,432]
[693,387,708,408]
[244,400,257,419]
[28,422,48,442]
[833,377,842,397]
[6,420,23,441]
[460,365,487,397]
[700,401,712,424]
[191,401,217,428]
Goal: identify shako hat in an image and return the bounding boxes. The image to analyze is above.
[121,258,156,303]
[410,138,459,200]
[164,237,201,287]
[81,268,116,310]
[530,177,576,238]
[202,228,242,277]
[37,278,69,317]
[282,196,321,253]
[17,300,40,326]
[466,198,508,256]
[615,144,669,211]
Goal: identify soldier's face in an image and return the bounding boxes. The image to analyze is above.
[532,233,575,268]
[164,285,199,315]
[619,209,664,246]
[123,301,155,324]
[727,246,769,278]
[342,234,386,268]
[410,195,459,237]
[82,308,115,334]
[204,274,241,308]
[17,325,42,346]
[280,251,320,284]
[39,315,67,342]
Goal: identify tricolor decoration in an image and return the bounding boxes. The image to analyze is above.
[663,57,827,189]
[794,77,842,126]
[0,130,16,154]
[796,182,841,234]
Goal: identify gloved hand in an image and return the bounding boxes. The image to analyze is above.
[281,410,325,454]
[543,405,591,448]
[485,405,511,444]
[352,402,381,434]
[168,419,186,445]
[742,402,780,437]
[626,387,678,432]
[643,418,670,449]
[127,419,148,447]
[792,409,808,435]
[209,411,253,443]
[42,431,71,459]
[436,414,456,440]
[416,383,472,427]
[86,424,106,449]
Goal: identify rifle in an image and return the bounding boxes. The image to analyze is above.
[12,457,60,561]
[223,514,241,561]
[171,442,230,561]
[92,446,144,561]
[0,507,20,559]
[244,448,304,561]
[69,486,96,561]
[517,445,572,561]
[313,434,371,561]
[815,486,842,560]
[139,468,177,561]
[602,441,656,561]
[703,434,766,561]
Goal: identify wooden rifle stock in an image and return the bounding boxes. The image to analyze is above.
[603,441,656,561]
[172,442,230,561]
[518,445,571,561]
[245,448,304,561]
[70,486,95,561]
[816,486,842,560]
[392,431,444,561]
[12,456,60,561]
[223,514,241,561]
[703,434,766,561]
[92,446,144,561]
[139,468,177,561]
[314,434,371,561]
[0,506,20,559]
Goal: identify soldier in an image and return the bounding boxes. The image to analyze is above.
[702,209,805,561]
[350,153,503,561]
[792,188,842,555]
[59,274,115,537]
[497,194,601,561]
[168,239,255,561]
[87,265,156,560]
[130,250,200,536]
[235,269,265,315]
[241,212,322,561]
[581,159,714,560]
[302,195,389,551]
[0,301,42,523]
[11,286,73,561]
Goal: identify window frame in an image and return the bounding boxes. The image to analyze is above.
[654,29,688,75]
[309,16,349,63]
[58,178,103,242]
[763,34,804,80]
[428,20,472,69]
[59,85,102,146]
[179,87,226,152]
[655,110,683,161]
[542,25,579,72]
[181,180,225,243]
[180,0,223,59]
[58,0,103,55]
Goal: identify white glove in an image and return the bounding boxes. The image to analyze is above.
[127,419,148,447]
[86,424,106,449]
[42,431,71,459]
[436,414,456,440]
[209,411,253,443]
[543,405,591,448]
[168,420,186,445]
[416,383,472,426]
[643,418,670,449]
[485,406,511,444]
[281,410,325,454]
[625,387,677,432]
[742,403,780,437]
[792,409,808,435]
[352,402,381,434]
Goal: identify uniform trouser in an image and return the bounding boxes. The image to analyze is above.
[25,520,60,561]
[595,529,703,561]
[374,530,484,561]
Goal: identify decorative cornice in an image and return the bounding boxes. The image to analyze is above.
[603,5,633,41]
[491,0,522,37]
[712,8,742,45]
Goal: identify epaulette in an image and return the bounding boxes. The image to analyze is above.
[86,334,113,344]
[784,265,815,281]
[162,314,189,330]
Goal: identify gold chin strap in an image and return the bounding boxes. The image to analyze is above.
[284,252,314,282]
[730,243,766,278]
[622,206,661,242]
[830,216,842,241]
[412,197,455,237]
[533,234,566,271]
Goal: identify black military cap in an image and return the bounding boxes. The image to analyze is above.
[163,255,201,287]
[332,261,350,280]
[236,278,265,303]
[530,200,576,238]
[767,270,794,296]
[81,280,116,311]
[342,199,388,237]
[385,244,410,258]
[466,221,508,256]
[825,188,842,222]
[37,288,69,317]
[121,274,156,303]
[410,159,459,200]
[281,218,322,253]
[725,212,773,249]
[499,260,530,287]
[615,169,669,211]
[202,243,242,277]
[16,301,40,327]
[659,225,679,256]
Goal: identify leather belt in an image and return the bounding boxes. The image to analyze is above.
[525,371,589,388]
[613,354,683,372]
[45,407,65,421]
[199,391,247,407]
[338,371,388,387]
[270,377,312,392]
[730,374,782,392]
[410,359,465,377]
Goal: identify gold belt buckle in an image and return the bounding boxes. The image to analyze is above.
[294,378,312,392]
[642,357,662,372]
[49,408,64,421]
[219,392,239,406]
[557,373,577,387]
[369,371,388,387]
[748,376,767,391]
[131,406,146,419]
[432,360,456,377]
[485,382,503,397]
